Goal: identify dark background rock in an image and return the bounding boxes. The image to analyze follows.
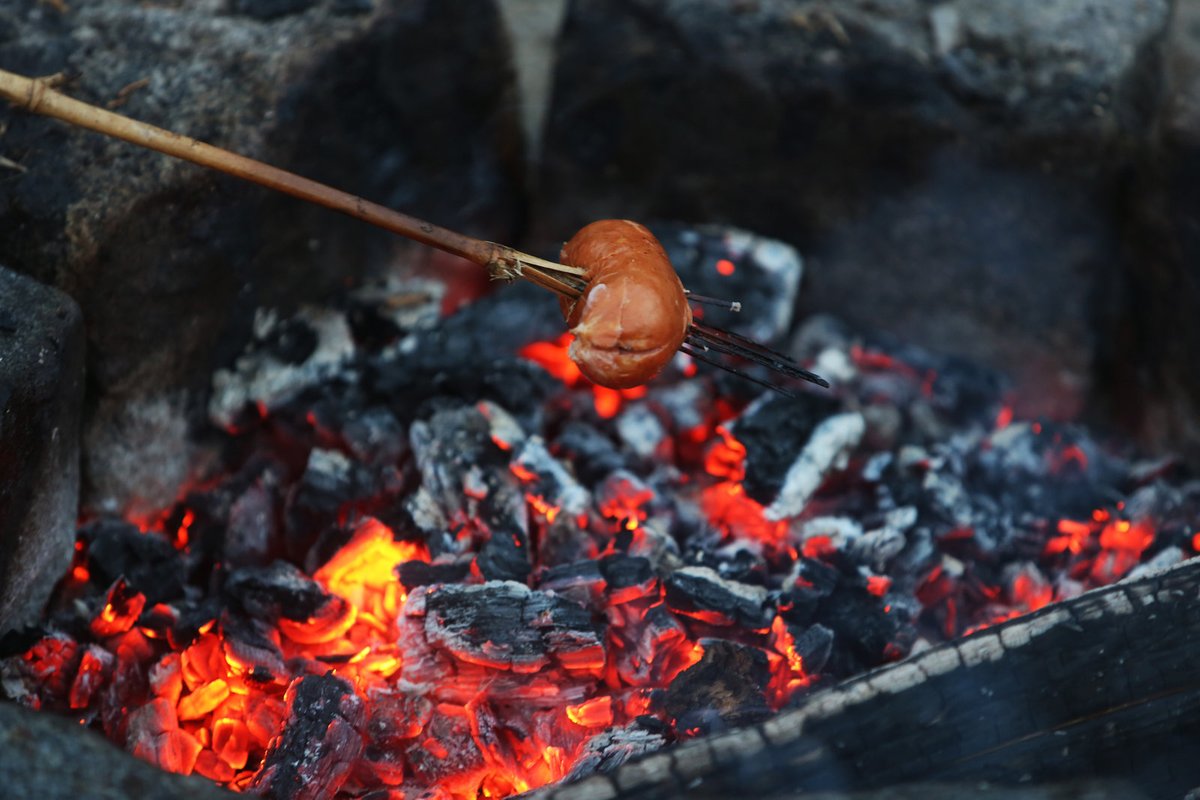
[0,700,237,800]
[0,0,522,514]
[535,0,1170,425]
[1112,0,1200,464]
[0,268,82,633]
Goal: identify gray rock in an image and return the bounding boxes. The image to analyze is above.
[0,0,521,513]
[0,701,236,800]
[537,0,1170,419]
[0,267,83,632]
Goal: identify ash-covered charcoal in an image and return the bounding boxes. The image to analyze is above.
[409,404,514,519]
[251,674,365,800]
[665,566,770,628]
[538,560,607,609]
[564,723,668,782]
[403,710,486,789]
[656,224,803,344]
[657,640,772,733]
[512,436,591,520]
[615,403,669,460]
[414,581,605,673]
[337,406,407,466]
[728,393,844,505]
[225,479,278,567]
[210,308,357,430]
[79,519,186,605]
[223,561,332,623]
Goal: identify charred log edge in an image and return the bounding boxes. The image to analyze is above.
[522,556,1200,800]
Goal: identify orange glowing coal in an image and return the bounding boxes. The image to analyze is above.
[520,333,648,418]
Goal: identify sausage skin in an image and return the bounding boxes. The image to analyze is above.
[558,220,692,389]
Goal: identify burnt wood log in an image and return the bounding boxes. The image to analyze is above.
[525,557,1200,799]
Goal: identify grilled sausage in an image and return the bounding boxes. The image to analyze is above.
[559,220,692,389]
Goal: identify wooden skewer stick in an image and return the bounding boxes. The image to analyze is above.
[0,68,585,297]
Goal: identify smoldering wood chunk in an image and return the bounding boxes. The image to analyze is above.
[224,561,332,623]
[731,394,841,505]
[364,688,433,748]
[218,612,285,679]
[404,711,486,788]
[566,723,668,782]
[665,566,770,628]
[822,585,905,671]
[421,581,604,671]
[251,674,365,800]
[658,640,771,733]
[81,519,185,605]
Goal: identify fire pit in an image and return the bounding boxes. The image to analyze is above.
[2,1,1200,800]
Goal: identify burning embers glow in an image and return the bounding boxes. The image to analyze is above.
[8,316,1194,800]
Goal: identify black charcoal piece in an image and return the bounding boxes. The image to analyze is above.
[792,623,835,676]
[219,612,285,677]
[223,561,331,623]
[339,407,406,465]
[554,422,627,486]
[395,560,471,589]
[732,394,841,504]
[658,640,771,733]
[422,581,604,671]
[82,519,185,606]
[225,481,276,568]
[822,586,903,672]
[599,555,654,592]
[251,674,365,800]
[665,566,770,628]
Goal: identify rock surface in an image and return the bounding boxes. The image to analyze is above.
[0,267,83,632]
[537,0,1171,421]
[0,0,521,513]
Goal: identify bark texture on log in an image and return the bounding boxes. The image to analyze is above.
[526,558,1200,800]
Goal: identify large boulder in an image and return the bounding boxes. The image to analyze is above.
[0,267,83,632]
[536,0,1171,421]
[0,0,521,514]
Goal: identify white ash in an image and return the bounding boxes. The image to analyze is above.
[478,400,527,452]
[765,411,866,521]
[209,307,355,429]
[796,516,864,550]
[616,403,667,459]
[848,527,908,573]
[350,276,445,332]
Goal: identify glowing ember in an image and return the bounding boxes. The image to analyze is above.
[520,333,651,418]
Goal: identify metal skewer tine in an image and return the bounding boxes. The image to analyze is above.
[684,290,742,313]
[680,344,798,398]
